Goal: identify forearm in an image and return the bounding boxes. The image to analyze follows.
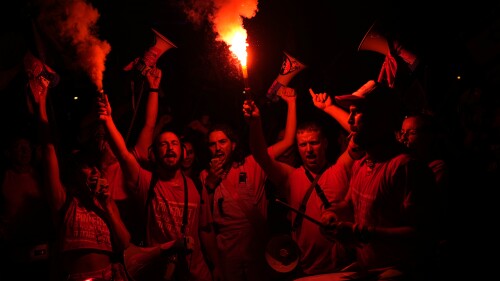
[134,90,158,161]
[105,202,131,252]
[104,118,140,186]
[355,225,416,244]
[324,104,350,132]
[269,100,296,158]
[248,118,272,164]
[199,229,220,269]
[38,99,66,212]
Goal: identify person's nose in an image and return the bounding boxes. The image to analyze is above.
[399,130,408,140]
[166,143,174,152]
[306,144,313,153]
[348,112,355,125]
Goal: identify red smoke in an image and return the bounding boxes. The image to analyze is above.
[37,0,111,90]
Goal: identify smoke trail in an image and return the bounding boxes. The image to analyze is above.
[37,0,110,90]
[179,0,259,47]
[210,0,258,45]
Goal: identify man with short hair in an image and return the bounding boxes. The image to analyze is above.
[243,97,358,278]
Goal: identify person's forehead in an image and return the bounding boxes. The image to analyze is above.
[158,132,180,142]
[402,116,423,128]
[209,130,229,141]
[296,130,321,141]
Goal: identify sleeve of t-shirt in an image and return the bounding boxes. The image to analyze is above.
[135,167,154,205]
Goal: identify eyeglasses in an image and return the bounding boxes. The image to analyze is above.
[397,129,418,138]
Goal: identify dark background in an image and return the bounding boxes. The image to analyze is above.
[2,1,499,147]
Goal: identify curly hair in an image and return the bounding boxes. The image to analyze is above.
[207,123,246,166]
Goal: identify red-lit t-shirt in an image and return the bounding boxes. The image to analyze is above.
[346,153,437,270]
[61,197,113,253]
[199,155,267,259]
[136,168,212,281]
[284,156,352,275]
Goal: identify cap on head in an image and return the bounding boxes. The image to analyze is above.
[334,80,398,110]
[334,80,377,109]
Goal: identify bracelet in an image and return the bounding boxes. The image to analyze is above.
[149,88,159,93]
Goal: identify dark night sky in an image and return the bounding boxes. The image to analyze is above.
[1,0,499,149]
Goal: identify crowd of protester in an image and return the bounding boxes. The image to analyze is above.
[1,10,500,281]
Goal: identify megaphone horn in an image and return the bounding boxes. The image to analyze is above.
[358,21,419,70]
[127,28,177,76]
[266,51,307,102]
[358,21,389,55]
[265,234,300,273]
[23,51,60,87]
[23,51,60,103]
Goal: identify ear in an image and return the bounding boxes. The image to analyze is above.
[231,142,236,152]
[180,143,186,162]
[148,145,157,165]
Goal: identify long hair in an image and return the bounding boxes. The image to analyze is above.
[149,126,184,168]
[207,123,245,166]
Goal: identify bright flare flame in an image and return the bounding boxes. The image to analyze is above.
[229,30,248,68]
[204,0,258,87]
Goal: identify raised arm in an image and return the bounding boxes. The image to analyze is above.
[268,86,297,159]
[309,88,350,132]
[36,77,66,215]
[133,67,161,163]
[94,181,131,252]
[243,100,293,188]
[98,95,141,189]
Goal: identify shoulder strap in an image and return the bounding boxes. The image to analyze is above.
[304,168,331,209]
[142,172,158,246]
[291,168,327,232]
[181,172,188,235]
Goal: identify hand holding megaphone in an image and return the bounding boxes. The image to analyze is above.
[267,51,307,103]
[24,52,59,103]
[124,28,176,76]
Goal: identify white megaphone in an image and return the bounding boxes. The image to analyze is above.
[266,51,307,102]
[23,51,60,103]
[265,234,300,273]
[124,28,177,76]
[358,21,390,56]
[358,21,418,70]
